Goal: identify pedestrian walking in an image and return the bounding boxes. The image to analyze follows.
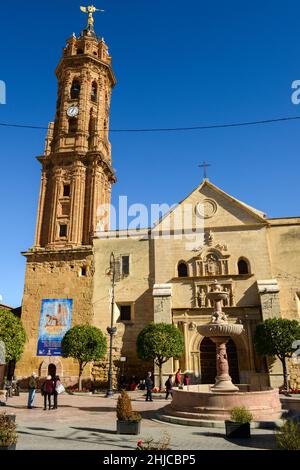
[27,372,38,409]
[165,375,173,399]
[175,368,182,387]
[42,375,54,410]
[145,372,153,402]
[183,374,189,387]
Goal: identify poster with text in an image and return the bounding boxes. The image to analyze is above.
[37,299,73,356]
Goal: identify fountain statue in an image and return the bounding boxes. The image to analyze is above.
[199,280,243,392]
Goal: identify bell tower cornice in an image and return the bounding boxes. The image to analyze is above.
[56,35,116,87]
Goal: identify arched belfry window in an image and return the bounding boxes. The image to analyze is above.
[91,82,98,102]
[178,262,188,277]
[238,258,250,275]
[71,79,81,100]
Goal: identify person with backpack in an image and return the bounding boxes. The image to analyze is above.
[27,372,38,409]
[165,375,173,400]
[42,375,54,410]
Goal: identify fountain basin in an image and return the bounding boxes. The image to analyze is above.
[199,322,244,338]
[165,385,282,422]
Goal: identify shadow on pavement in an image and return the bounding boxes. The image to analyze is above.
[223,435,277,450]
[77,407,116,413]
[70,426,116,435]
[17,428,134,449]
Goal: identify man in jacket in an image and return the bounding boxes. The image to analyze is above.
[27,372,38,409]
[145,372,153,402]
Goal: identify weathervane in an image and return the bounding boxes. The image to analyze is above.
[80,4,104,29]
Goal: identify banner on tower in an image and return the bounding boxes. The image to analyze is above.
[37,299,73,356]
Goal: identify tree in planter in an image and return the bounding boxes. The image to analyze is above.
[0,310,26,386]
[136,323,184,390]
[61,325,107,391]
[0,414,18,449]
[116,390,141,422]
[254,318,300,391]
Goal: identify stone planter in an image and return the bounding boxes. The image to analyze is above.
[0,444,16,450]
[225,421,251,438]
[117,420,141,435]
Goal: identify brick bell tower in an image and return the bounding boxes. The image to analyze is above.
[16,7,116,381]
[35,10,116,248]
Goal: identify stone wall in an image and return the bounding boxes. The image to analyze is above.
[15,247,94,383]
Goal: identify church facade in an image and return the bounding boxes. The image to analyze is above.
[16,13,300,389]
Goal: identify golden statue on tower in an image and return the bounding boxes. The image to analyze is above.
[80,5,104,28]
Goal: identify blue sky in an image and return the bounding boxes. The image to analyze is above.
[1,0,300,306]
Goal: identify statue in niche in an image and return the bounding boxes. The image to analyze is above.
[205,254,220,276]
[223,287,230,307]
[197,288,206,308]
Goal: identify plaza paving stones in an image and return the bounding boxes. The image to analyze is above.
[3,392,278,450]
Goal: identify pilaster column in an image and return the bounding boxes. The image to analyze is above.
[182,321,190,372]
[34,168,47,247]
[69,161,86,244]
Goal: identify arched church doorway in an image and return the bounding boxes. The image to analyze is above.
[200,337,240,384]
[48,364,56,379]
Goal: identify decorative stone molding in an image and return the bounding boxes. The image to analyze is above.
[153,284,172,297]
[257,279,279,293]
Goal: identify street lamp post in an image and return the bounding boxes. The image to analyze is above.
[106,252,117,398]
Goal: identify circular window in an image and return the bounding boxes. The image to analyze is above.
[196,199,218,219]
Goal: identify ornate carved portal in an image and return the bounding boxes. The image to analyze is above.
[196,284,235,308]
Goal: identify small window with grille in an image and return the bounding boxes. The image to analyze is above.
[121,255,130,276]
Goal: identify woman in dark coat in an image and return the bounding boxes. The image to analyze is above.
[43,375,54,410]
[165,375,173,399]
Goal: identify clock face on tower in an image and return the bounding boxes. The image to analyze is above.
[67,105,79,118]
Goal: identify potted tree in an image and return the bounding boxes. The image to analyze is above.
[225,406,253,438]
[0,414,18,450]
[116,390,142,435]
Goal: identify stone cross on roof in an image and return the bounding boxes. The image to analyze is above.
[198,161,211,180]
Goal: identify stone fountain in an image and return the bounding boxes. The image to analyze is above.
[162,279,282,424]
[198,280,243,392]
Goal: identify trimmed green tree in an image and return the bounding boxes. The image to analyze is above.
[136,323,184,390]
[254,318,300,391]
[61,325,107,390]
[0,309,26,362]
